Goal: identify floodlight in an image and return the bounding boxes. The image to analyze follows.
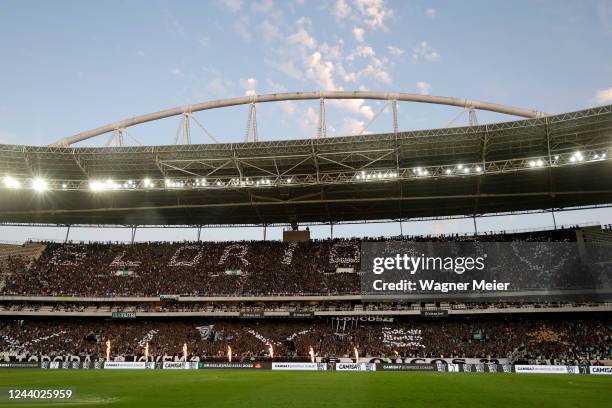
[3,176,20,189]
[32,178,48,192]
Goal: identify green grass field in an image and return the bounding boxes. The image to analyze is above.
[0,370,610,407]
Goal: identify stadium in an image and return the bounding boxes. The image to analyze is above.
[1,2,611,407]
[0,90,610,406]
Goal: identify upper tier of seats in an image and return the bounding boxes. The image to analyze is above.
[1,227,602,297]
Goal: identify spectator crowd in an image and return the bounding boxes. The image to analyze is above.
[0,315,609,364]
[2,226,607,297]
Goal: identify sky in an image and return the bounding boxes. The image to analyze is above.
[0,0,611,242]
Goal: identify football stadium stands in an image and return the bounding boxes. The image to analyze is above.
[1,226,606,297]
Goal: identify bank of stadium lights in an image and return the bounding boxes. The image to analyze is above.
[569,151,584,163]
[31,178,48,192]
[355,170,398,180]
[89,179,121,191]
[413,167,429,177]
[165,178,186,188]
[528,159,545,168]
[3,175,21,189]
[2,149,612,192]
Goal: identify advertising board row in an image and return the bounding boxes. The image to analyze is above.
[1,361,611,375]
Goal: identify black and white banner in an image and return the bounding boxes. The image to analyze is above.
[376,363,434,372]
[272,362,328,371]
[103,361,155,370]
[335,363,376,371]
[515,365,579,374]
[589,366,612,375]
[162,362,198,370]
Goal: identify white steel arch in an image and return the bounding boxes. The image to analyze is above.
[50,91,548,147]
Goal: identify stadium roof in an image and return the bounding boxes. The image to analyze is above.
[0,104,610,226]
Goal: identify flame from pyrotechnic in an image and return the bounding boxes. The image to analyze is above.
[105,340,111,361]
[144,342,149,361]
[308,347,315,363]
[227,346,232,362]
[393,350,399,357]
[268,343,274,359]
[353,346,359,362]
[183,343,188,362]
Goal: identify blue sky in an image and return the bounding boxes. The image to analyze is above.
[0,0,611,242]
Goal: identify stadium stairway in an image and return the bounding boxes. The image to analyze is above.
[0,243,47,291]
[580,227,612,245]
[0,243,47,262]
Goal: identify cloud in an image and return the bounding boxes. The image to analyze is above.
[352,27,365,42]
[240,77,258,96]
[220,0,242,12]
[270,16,384,122]
[336,63,358,82]
[332,0,352,19]
[412,41,440,62]
[259,19,281,41]
[416,81,431,95]
[338,117,367,135]
[354,0,393,30]
[331,0,393,31]
[318,42,342,61]
[387,45,403,57]
[287,27,317,49]
[361,63,391,84]
[357,45,375,57]
[277,60,304,80]
[171,67,183,76]
[265,79,287,93]
[279,100,296,116]
[331,99,375,120]
[594,86,612,104]
[297,105,319,135]
[425,8,436,19]
[306,51,336,90]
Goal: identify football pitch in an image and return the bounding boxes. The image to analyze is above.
[0,370,610,407]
